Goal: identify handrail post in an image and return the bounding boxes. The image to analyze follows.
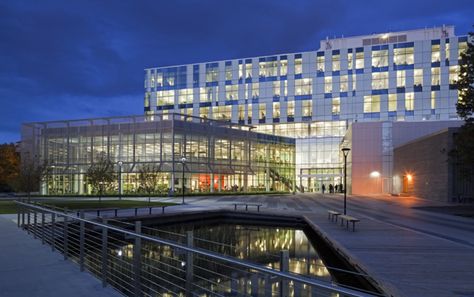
[33,207,37,239]
[51,213,56,252]
[101,218,108,287]
[79,211,85,272]
[133,221,142,297]
[280,250,289,297]
[264,274,272,297]
[186,230,194,297]
[17,204,20,228]
[21,204,25,229]
[41,211,45,244]
[27,207,30,234]
[63,214,69,260]
[251,274,258,297]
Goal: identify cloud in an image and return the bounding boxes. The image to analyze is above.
[0,0,473,143]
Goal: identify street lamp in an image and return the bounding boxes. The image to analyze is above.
[117,161,123,200]
[341,148,351,215]
[181,157,187,204]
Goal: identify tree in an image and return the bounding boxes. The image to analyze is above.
[16,157,50,200]
[85,156,116,201]
[138,164,162,203]
[452,29,474,182]
[0,143,20,192]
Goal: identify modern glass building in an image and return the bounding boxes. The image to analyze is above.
[21,114,295,195]
[144,26,467,193]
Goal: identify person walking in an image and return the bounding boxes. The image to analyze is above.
[329,184,334,194]
[322,184,326,194]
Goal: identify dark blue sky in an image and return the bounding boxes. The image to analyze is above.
[1,0,473,143]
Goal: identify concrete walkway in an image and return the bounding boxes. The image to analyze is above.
[0,215,122,297]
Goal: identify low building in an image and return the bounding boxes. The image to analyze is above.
[21,114,295,195]
[393,128,474,202]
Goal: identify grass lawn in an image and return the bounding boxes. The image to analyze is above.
[0,199,178,214]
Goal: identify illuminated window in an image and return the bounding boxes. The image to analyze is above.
[280,59,288,76]
[199,87,211,102]
[295,78,312,95]
[295,57,302,75]
[157,90,175,106]
[245,61,252,78]
[325,77,333,93]
[287,101,295,117]
[238,105,244,121]
[431,44,440,63]
[225,63,232,80]
[449,66,459,84]
[238,63,243,79]
[372,49,388,67]
[347,52,353,69]
[458,42,467,60]
[247,104,252,121]
[259,60,266,77]
[363,95,381,113]
[213,105,231,120]
[405,92,414,111]
[414,69,423,87]
[332,54,340,71]
[144,92,150,107]
[273,102,280,118]
[372,72,388,89]
[396,71,406,88]
[272,81,280,97]
[259,103,266,120]
[178,88,193,104]
[388,94,397,112]
[431,68,440,85]
[205,65,218,82]
[394,47,414,65]
[283,80,288,96]
[352,74,357,91]
[445,42,450,62]
[332,97,340,115]
[252,83,259,98]
[316,55,325,72]
[302,101,312,117]
[340,75,348,92]
[431,91,436,109]
[225,85,238,100]
[355,52,364,69]
[199,107,209,119]
[156,72,163,87]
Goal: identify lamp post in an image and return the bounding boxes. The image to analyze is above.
[341,148,351,215]
[181,157,187,204]
[117,161,123,200]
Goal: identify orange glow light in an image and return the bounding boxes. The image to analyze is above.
[406,174,413,181]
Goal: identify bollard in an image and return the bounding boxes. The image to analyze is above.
[101,218,108,287]
[185,231,194,297]
[280,250,289,297]
[133,221,142,297]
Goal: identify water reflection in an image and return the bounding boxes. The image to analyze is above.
[109,222,333,296]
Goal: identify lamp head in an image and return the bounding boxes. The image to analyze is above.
[341,147,351,157]
[117,161,123,166]
[181,157,187,163]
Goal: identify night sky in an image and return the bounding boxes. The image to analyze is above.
[1,0,473,143]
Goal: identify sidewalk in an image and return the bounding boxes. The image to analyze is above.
[0,215,122,297]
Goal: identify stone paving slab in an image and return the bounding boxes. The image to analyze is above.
[0,215,122,297]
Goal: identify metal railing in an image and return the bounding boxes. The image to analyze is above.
[15,200,380,297]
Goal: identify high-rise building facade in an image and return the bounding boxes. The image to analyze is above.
[144,26,468,193]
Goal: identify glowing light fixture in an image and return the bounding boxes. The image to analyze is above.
[406,174,413,181]
[370,171,381,178]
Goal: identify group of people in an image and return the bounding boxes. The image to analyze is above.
[321,183,344,194]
